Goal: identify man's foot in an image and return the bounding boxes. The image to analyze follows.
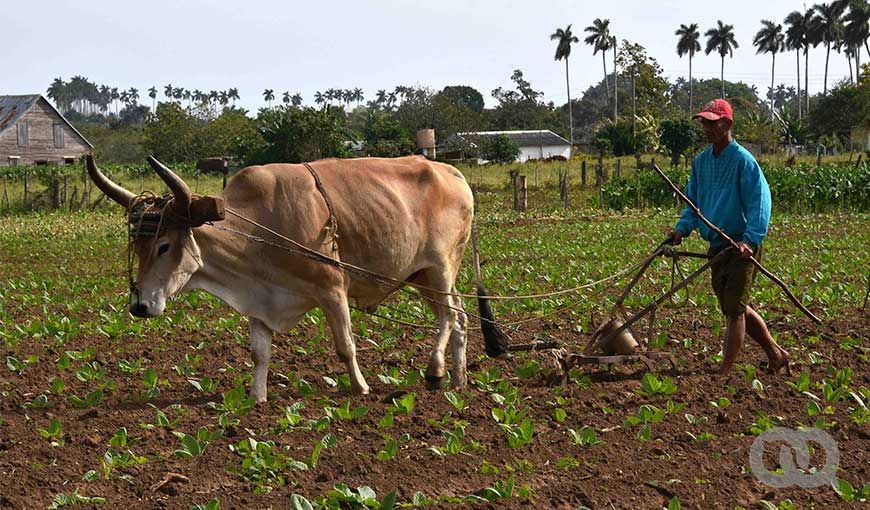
[767,347,791,376]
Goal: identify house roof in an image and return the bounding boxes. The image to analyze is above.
[457,130,570,148]
[0,94,93,148]
[0,95,39,134]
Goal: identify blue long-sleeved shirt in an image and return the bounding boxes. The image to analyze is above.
[675,140,771,249]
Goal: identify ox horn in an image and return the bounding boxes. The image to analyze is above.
[86,155,135,208]
[146,156,192,212]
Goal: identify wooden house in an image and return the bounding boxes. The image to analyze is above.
[0,95,93,166]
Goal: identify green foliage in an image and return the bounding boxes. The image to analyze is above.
[245,106,350,164]
[48,491,107,509]
[603,163,870,212]
[362,110,415,157]
[831,478,870,502]
[173,427,222,458]
[567,426,602,446]
[144,102,204,162]
[808,78,870,138]
[481,134,520,164]
[660,119,700,164]
[229,437,305,493]
[637,373,678,397]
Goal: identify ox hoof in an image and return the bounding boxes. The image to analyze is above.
[425,374,445,390]
[351,383,370,396]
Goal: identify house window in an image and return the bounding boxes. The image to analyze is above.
[53,124,65,148]
[8,156,19,167]
[63,157,76,166]
[16,122,28,147]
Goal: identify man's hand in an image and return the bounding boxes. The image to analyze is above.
[737,241,754,259]
[669,230,684,245]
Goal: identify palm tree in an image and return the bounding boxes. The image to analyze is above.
[611,35,618,121]
[314,91,325,107]
[164,84,173,102]
[110,87,119,116]
[550,24,580,145]
[705,20,740,98]
[811,2,847,95]
[148,86,158,111]
[844,1,870,80]
[785,11,810,119]
[282,91,291,105]
[675,23,702,112]
[754,20,785,120]
[228,88,240,106]
[291,93,303,107]
[353,87,364,107]
[128,87,139,106]
[584,18,612,114]
[263,89,275,107]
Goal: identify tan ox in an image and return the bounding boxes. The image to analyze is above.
[87,155,503,402]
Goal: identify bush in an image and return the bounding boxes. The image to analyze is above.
[481,134,520,164]
[659,119,700,165]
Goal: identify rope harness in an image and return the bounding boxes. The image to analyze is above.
[119,164,695,337]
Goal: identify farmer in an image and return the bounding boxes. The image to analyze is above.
[669,99,790,375]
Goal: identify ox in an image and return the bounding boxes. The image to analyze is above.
[86,155,504,402]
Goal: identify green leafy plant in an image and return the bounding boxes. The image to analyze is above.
[174,427,222,458]
[636,373,678,397]
[567,426,602,446]
[38,418,63,446]
[48,491,107,509]
[831,477,870,503]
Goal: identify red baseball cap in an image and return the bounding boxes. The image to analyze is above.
[692,99,733,121]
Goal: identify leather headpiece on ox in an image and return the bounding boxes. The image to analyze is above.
[86,155,225,235]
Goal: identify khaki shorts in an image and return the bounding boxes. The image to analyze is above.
[708,244,763,318]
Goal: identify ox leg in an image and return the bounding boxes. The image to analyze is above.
[420,273,458,390]
[448,291,469,388]
[321,296,370,395]
[248,318,273,403]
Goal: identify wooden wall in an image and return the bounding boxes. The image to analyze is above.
[0,98,92,166]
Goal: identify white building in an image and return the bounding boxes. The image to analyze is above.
[456,130,571,163]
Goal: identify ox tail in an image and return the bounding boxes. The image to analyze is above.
[470,215,509,357]
[477,283,509,357]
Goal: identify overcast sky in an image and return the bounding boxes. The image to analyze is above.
[2,0,856,112]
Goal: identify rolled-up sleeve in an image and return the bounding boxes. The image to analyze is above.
[740,159,771,248]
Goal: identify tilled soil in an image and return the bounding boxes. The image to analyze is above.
[1,307,868,509]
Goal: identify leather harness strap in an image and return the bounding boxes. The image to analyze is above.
[303,162,339,253]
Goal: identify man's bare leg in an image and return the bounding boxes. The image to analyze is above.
[720,313,745,374]
[744,306,790,374]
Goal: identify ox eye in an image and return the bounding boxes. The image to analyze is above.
[157,243,170,256]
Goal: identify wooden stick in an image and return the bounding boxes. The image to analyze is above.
[652,164,822,324]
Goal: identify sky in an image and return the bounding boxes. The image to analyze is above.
[2,0,857,112]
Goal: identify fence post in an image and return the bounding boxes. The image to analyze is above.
[69,186,78,211]
[1,175,8,210]
[50,177,61,209]
[581,160,587,188]
[63,175,68,207]
[510,169,519,210]
[518,175,527,211]
[559,169,569,208]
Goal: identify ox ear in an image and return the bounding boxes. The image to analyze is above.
[86,155,135,207]
[189,196,225,225]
